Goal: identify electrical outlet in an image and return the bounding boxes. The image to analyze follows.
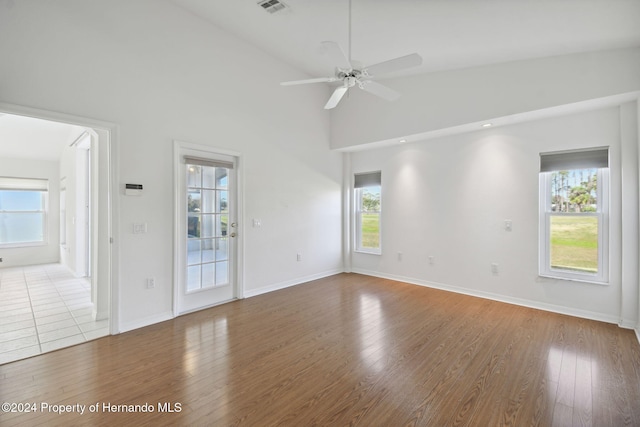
[428,256,434,265]
[491,263,499,274]
[147,278,155,289]
[505,220,513,232]
[397,252,403,261]
[0,257,3,262]
[297,253,302,262]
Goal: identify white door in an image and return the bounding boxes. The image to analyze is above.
[176,147,237,314]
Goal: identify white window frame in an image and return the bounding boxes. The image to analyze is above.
[354,183,382,255]
[539,168,609,284]
[0,186,49,248]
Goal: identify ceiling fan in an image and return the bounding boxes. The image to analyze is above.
[280,0,423,109]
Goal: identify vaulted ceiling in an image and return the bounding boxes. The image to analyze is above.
[171,0,640,79]
[2,1,639,160]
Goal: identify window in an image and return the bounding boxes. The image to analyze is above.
[186,159,230,292]
[539,148,609,283]
[0,177,49,247]
[354,171,381,254]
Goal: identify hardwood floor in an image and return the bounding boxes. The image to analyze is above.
[1,273,639,426]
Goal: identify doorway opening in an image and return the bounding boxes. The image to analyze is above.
[0,109,113,364]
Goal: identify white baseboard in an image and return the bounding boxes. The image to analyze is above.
[636,328,640,346]
[92,307,109,321]
[119,311,173,333]
[618,319,638,330]
[243,269,344,298]
[351,268,622,326]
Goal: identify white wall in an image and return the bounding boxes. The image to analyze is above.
[331,48,640,150]
[350,107,636,324]
[0,0,343,331]
[0,157,60,267]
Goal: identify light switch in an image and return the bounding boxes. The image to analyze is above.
[133,223,147,234]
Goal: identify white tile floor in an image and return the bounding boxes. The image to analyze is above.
[0,263,109,365]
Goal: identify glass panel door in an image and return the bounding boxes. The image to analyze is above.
[176,147,236,315]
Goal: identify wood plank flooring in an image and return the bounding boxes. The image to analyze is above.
[1,273,639,426]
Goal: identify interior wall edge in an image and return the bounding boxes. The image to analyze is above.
[243,268,345,298]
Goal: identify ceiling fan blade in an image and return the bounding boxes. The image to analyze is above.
[324,86,348,109]
[280,77,338,86]
[321,41,352,70]
[360,80,401,102]
[363,53,423,77]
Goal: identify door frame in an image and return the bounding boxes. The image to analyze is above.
[0,101,119,333]
[173,140,244,316]
[74,133,92,278]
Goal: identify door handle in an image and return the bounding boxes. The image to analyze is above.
[230,232,237,238]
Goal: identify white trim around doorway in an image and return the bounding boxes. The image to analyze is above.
[172,140,245,318]
[0,102,120,335]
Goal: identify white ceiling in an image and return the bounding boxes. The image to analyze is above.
[2,1,639,161]
[172,0,640,79]
[0,113,86,162]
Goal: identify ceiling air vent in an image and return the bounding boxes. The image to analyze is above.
[257,0,288,14]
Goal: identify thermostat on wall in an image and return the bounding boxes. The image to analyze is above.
[125,183,143,196]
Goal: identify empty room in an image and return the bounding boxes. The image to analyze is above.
[1,0,639,426]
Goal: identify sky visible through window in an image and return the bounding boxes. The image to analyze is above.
[0,190,44,244]
[0,191,42,211]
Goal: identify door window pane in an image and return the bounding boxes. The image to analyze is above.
[187,165,201,188]
[201,214,214,238]
[201,238,215,263]
[202,190,215,214]
[187,239,201,265]
[216,238,228,261]
[187,265,201,292]
[202,263,215,287]
[188,214,200,238]
[216,261,228,285]
[203,166,216,189]
[218,191,228,213]
[216,168,228,189]
[216,215,228,237]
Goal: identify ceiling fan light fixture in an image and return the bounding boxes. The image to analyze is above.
[279,0,422,109]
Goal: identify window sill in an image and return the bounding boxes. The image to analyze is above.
[0,241,47,249]
[538,274,609,286]
[185,283,231,295]
[354,249,381,256]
